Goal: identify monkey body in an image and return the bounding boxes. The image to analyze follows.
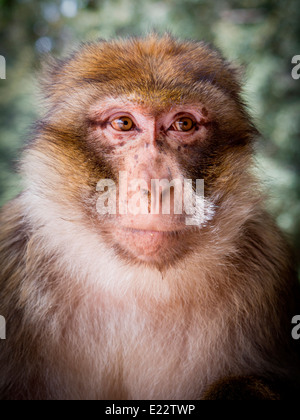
[0,35,299,400]
[0,193,298,399]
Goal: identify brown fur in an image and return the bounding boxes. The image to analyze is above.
[203,376,281,400]
[0,34,299,400]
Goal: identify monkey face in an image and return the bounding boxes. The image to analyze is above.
[26,35,258,269]
[86,96,215,267]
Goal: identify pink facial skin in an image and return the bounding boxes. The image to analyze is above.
[88,97,211,264]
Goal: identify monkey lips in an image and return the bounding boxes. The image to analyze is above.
[106,217,198,268]
[116,227,179,259]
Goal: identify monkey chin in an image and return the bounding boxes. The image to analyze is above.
[111,226,196,270]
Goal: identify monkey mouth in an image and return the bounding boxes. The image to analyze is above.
[112,225,191,266]
[118,226,184,247]
[120,227,182,242]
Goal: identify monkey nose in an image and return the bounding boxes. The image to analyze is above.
[141,188,149,196]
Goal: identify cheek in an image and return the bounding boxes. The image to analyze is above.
[175,141,221,185]
[86,128,131,173]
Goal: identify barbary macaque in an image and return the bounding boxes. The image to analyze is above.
[0,34,299,400]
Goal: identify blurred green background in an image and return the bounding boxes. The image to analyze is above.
[0,0,300,269]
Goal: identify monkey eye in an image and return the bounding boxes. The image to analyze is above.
[171,117,195,132]
[110,117,135,132]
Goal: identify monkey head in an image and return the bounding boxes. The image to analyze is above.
[22,35,258,269]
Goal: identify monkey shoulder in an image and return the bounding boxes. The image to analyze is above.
[0,197,29,297]
[202,375,300,400]
[237,210,298,284]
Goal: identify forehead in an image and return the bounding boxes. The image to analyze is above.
[90,94,205,120]
[62,37,239,100]
[45,36,242,118]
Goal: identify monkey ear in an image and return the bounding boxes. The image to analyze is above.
[219,57,246,97]
[38,55,68,105]
[226,61,246,84]
[222,60,261,139]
